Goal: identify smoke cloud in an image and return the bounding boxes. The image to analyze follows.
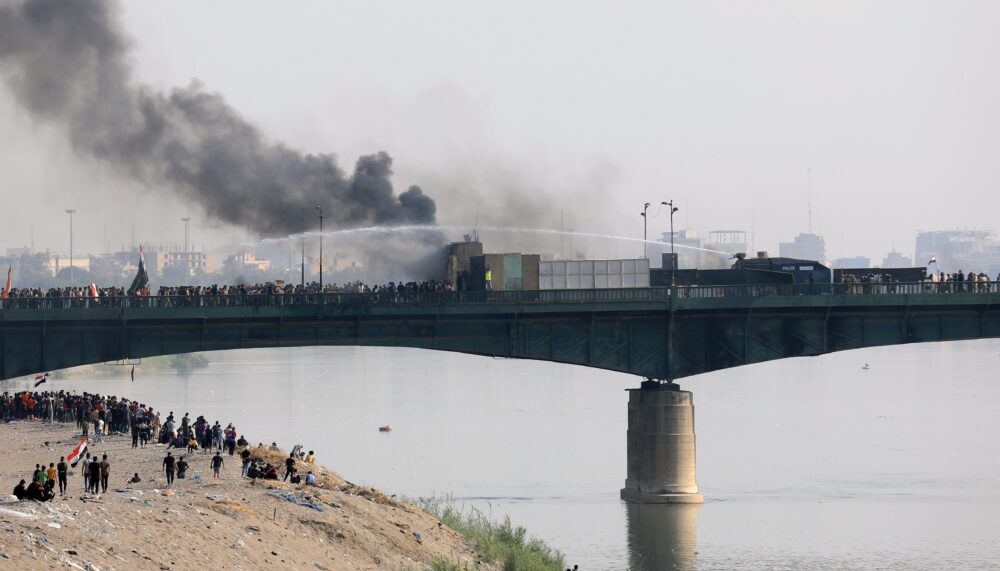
[0,0,436,236]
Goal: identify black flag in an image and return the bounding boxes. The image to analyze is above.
[131,365,135,382]
[127,247,149,296]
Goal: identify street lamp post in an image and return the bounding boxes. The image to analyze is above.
[661,201,679,286]
[181,217,191,276]
[641,202,651,259]
[65,209,77,285]
[315,206,324,288]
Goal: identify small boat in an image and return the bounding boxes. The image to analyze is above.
[862,363,870,370]
[378,425,393,432]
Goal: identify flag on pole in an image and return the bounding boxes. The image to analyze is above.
[1,265,10,298]
[127,246,149,296]
[131,365,135,382]
[89,282,98,297]
[33,372,50,388]
[67,436,88,467]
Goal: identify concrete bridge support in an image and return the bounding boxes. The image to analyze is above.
[621,382,704,504]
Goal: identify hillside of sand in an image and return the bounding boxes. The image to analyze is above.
[0,420,493,570]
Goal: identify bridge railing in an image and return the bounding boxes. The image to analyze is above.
[0,281,996,311]
[0,287,675,311]
[678,281,999,298]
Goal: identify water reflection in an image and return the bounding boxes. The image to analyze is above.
[626,503,701,571]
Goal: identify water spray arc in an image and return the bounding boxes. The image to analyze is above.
[250,224,733,257]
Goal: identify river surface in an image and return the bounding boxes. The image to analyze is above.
[9,340,1000,570]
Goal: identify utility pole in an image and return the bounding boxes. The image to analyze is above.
[641,202,651,259]
[315,206,324,289]
[661,201,679,286]
[65,209,77,285]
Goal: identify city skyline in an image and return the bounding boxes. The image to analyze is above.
[2,1,998,264]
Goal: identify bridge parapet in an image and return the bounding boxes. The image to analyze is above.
[0,282,997,314]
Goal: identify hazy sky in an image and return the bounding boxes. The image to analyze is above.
[1,0,997,262]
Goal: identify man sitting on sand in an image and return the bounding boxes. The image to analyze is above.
[27,480,53,502]
[128,473,141,484]
[12,480,27,500]
[305,471,316,486]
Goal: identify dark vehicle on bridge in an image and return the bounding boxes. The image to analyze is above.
[651,252,831,294]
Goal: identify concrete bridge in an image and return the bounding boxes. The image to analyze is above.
[2,282,998,502]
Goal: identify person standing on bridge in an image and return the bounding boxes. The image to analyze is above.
[485,267,493,290]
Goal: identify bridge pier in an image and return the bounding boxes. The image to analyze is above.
[621,381,703,504]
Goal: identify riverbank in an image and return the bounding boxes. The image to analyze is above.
[0,420,494,570]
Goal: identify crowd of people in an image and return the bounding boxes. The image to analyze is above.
[0,279,459,309]
[1,269,998,311]
[839,270,999,294]
[4,390,320,502]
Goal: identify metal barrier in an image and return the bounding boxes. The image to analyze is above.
[0,281,996,312]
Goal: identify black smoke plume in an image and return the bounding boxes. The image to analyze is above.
[0,0,436,236]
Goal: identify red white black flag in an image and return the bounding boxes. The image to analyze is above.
[67,436,88,467]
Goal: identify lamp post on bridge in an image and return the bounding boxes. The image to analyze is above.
[314,205,324,289]
[641,202,651,259]
[661,200,679,286]
[65,209,76,286]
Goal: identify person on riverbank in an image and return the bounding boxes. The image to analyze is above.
[27,479,52,502]
[99,454,110,494]
[13,479,27,500]
[212,421,223,452]
[81,453,91,492]
[57,457,68,496]
[240,448,251,478]
[163,452,175,487]
[88,457,101,494]
[283,453,296,481]
[177,456,189,480]
[211,452,224,478]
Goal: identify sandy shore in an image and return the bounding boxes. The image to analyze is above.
[0,420,490,570]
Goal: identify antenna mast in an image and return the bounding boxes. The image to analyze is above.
[807,168,813,234]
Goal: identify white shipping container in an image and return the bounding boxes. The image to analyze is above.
[538,258,650,289]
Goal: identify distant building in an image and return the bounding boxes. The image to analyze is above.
[779,233,826,263]
[44,256,90,276]
[656,229,703,269]
[164,251,215,276]
[704,231,747,269]
[832,256,871,269]
[116,245,213,276]
[915,230,1000,274]
[230,251,271,272]
[881,251,912,268]
[5,247,32,258]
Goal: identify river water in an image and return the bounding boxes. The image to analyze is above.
[9,340,1000,570]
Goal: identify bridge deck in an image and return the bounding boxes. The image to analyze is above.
[1,283,998,382]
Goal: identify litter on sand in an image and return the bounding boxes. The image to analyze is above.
[266,489,325,512]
